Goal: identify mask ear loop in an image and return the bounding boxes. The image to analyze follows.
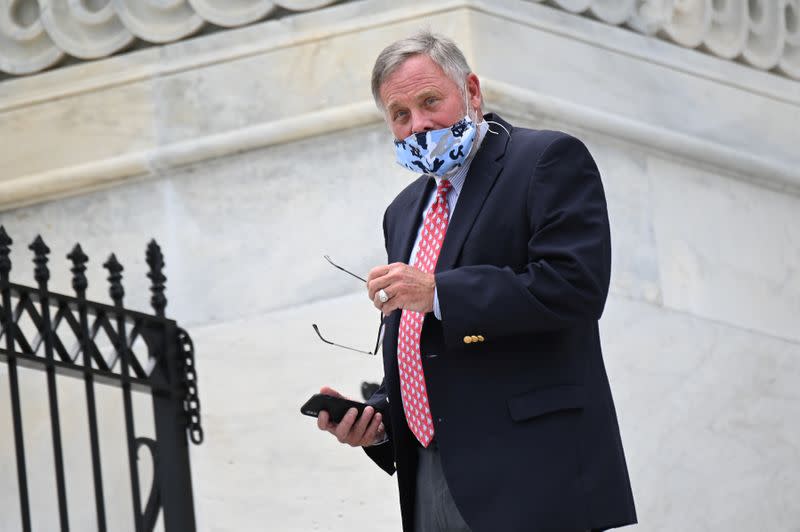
[485,120,510,137]
[464,89,476,123]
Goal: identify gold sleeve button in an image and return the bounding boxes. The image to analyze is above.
[470,335,479,343]
[477,335,485,342]
[463,336,473,344]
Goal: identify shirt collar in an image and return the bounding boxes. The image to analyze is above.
[434,119,489,196]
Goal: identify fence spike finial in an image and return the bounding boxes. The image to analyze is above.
[0,227,12,277]
[29,235,51,285]
[146,239,167,318]
[67,244,89,296]
[0,226,11,246]
[103,253,125,306]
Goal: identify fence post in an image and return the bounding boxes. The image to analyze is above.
[147,241,199,532]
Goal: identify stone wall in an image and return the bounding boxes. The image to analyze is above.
[0,1,798,530]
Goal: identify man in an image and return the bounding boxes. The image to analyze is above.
[317,31,637,532]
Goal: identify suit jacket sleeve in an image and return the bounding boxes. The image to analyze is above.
[435,134,611,347]
[362,378,396,475]
[362,211,396,475]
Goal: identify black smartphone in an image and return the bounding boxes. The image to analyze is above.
[300,393,370,423]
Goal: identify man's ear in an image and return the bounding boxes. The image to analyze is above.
[466,73,482,110]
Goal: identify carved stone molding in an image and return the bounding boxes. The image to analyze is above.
[0,0,797,79]
[0,0,341,75]
[531,0,799,79]
[0,0,64,74]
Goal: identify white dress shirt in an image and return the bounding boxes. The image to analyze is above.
[407,120,489,320]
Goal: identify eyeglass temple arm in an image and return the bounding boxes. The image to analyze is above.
[324,255,367,283]
[373,315,385,356]
[312,324,376,355]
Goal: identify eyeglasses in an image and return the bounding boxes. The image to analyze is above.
[312,255,385,356]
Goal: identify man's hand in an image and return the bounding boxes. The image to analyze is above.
[316,386,385,447]
[367,263,435,314]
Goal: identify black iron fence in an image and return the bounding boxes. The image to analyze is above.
[0,226,203,532]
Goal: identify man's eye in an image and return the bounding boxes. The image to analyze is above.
[425,97,438,106]
[393,111,408,121]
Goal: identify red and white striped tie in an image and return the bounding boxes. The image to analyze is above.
[398,179,452,447]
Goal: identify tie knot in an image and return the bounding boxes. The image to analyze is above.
[437,179,452,198]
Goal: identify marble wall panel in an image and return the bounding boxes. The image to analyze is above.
[150,41,369,145]
[649,156,800,343]
[503,111,664,306]
[469,0,800,168]
[0,80,156,180]
[601,295,800,531]
[588,136,663,306]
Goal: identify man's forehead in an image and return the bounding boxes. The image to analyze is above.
[380,56,456,106]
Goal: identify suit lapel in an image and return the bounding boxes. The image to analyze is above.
[435,113,511,273]
[389,176,435,264]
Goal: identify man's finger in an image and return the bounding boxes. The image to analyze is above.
[334,408,358,442]
[368,276,392,301]
[349,406,374,445]
[367,264,402,299]
[367,264,389,284]
[373,289,389,311]
[367,265,391,299]
[317,410,333,432]
[319,386,343,399]
[362,412,383,445]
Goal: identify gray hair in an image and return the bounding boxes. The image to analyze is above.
[371,31,473,111]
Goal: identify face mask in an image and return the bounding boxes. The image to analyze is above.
[394,115,478,177]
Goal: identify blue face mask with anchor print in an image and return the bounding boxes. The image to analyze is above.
[393,115,478,177]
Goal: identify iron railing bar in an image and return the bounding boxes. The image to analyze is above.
[120,336,145,532]
[53,304,81,362]
[72,260,108,532]
[0,349,162,393]
[88,342,110,372]
[9,282,175,325]
[127,347,148,379]
[122,321,148,378]
[31,239,71,532]
[11,296,34,354]
[22,296,47,355]
[1,279,32,532]
[87,317,112,371]
[13,323,35,355]
[48,305,76,363]
[127,324,151,378]
[23,297,75,361]
[105,256,144,532]
[127,322,141,349]
[96,314,122,371]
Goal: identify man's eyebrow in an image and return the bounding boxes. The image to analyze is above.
[384,88,443,114]
[415,88,441,100]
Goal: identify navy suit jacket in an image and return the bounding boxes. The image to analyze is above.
[365,114,637,532]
